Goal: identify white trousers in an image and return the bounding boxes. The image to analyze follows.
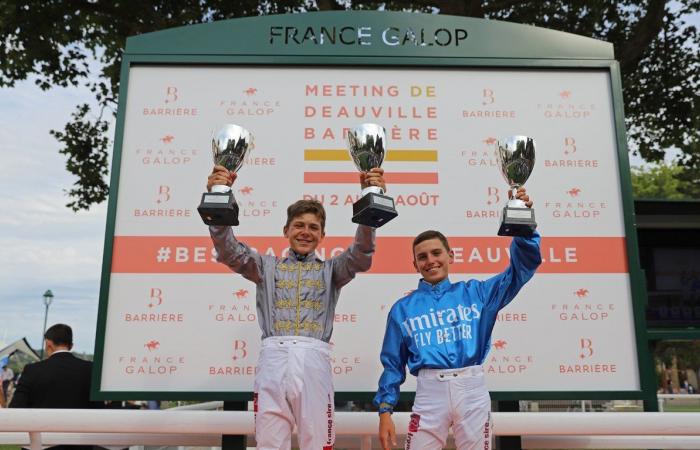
[254,336,335,450]
[405,365,492,450]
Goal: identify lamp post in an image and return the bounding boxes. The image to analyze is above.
[40,290,54,359]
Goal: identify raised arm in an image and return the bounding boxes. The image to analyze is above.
[209,226,263,284]
[331,168,385,287]
[205,165,263,283]
[477,231,541,310]
[331,224,376,288]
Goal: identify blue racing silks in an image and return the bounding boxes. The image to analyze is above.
[374,232,541,408]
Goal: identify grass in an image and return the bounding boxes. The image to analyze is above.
[0,445,21,450]
[664,404,700,412]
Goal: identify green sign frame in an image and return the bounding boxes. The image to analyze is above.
[92,11,656,408]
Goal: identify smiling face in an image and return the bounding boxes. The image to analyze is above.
[284,212,325,256]
[413,237,454,285]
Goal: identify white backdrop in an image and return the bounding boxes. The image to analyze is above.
[98,66,639,393]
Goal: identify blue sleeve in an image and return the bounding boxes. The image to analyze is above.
[477,231,542,310]
[374,307,408,408]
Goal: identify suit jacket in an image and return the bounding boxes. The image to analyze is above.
[10,352,102,409]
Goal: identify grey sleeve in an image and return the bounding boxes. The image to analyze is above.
[331,224,376,288]
[209,225,263,284]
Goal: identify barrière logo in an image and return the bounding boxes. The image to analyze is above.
[142,86,199,117]
[543,137,600,169]
[133,185,192,218]
[231,340,248,361]
[148,288,163,308]
[464,187,501,220]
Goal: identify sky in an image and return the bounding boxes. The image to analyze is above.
[0,77,110,353]
[0,11,697,355]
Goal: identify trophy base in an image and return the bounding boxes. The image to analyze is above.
[497,206,537,237]
[352,192,398,228]
[198,192,240,226]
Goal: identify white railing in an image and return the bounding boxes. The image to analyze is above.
[1,410,700,450]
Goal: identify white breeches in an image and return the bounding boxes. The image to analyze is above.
[254,336,335,450]
[405,365,492,450]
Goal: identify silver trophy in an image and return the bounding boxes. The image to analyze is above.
[346,123,398,228]
[197,124,254,226]
[496,135,537,236]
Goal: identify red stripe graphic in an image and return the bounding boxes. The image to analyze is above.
[111,236,628,274]
[304,172,438,184]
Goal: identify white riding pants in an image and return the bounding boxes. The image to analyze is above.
[405,365,492,450]
[254,336,334,450]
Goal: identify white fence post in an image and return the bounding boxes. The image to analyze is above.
[29,431,42,450]
[360,435,372,450]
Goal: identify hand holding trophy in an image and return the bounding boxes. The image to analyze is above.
[347,123,398,228]
[496,135,537,236]
[197,124,254,226]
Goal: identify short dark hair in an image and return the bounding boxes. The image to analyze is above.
[412,230,451,256]
[285,199,326,231]
[44,324,73,346]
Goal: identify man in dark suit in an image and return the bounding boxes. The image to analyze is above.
[10,324,102,449]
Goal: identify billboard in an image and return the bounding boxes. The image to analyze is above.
[93,12,649,400]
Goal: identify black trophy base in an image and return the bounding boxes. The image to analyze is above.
[198,191,240,226]
[497,206,537,237]
[352,192,398,228]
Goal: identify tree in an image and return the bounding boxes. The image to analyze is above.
[1,1,698,210]
[631,162,694,199]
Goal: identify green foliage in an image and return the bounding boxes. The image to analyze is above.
[655,340,700,370]
[50,104,110,211]
[631,162,694,199]
[1,1,698,210]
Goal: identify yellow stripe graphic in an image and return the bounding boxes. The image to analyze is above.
[304,149,437,162]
